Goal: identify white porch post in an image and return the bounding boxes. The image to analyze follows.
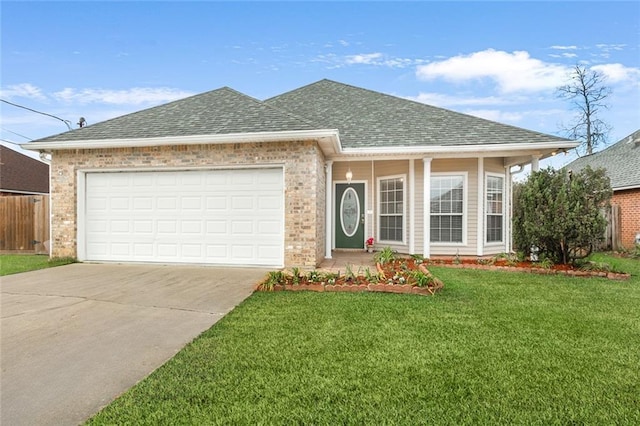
[409,159,415,254]
[423,157,432,258]
[531,155,540,172]
[325,160,333,259]
[505,165,512,253]
[477,157,484,257]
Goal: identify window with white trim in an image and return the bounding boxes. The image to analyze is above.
[430,175,464,243]
[486,174,504,243]
[378,176,404,242]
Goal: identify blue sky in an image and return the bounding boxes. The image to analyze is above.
[2,1,639,170]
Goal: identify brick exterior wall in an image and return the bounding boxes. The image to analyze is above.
[612,188,640,249]
[49,140,326,268]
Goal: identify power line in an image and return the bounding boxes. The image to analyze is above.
[1,127,32,141]
[0,98,72,130]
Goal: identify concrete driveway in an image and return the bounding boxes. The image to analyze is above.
[1,263,266,426]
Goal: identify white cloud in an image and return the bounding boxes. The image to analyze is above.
[315,52,425,69]
[52,87,194,105]
[550,45,578,50]
[346,52,384,65]
[0,83,47,100]
[416,49,570,93]
[338,40,349,47]
[591,63,640,84]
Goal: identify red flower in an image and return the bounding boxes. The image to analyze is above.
[366,237,374,246]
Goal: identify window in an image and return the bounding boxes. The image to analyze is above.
[430,175,464,243]
[378,176,404,242]
[486,175,504,243]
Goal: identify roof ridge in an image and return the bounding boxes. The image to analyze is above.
[269,79,571,143]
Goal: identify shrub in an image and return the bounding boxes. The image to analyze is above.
[513,166,612,264]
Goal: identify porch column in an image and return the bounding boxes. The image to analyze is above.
[505,165,512,253]
[477,157,484,257]
[409,158,415,254]
[423,157,432,258]
[325,160,333,259]
[531,155,540,172]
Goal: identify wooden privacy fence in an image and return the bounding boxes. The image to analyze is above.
[601,204,622,251]
[0,195,50,254]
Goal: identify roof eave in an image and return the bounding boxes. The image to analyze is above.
[613,184,640,192]
[337,141,578,158]
[22,129,343,154]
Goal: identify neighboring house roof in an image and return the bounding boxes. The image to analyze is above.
[32,87,317,143]
[0,145,49,194]
[265,79,570,149]
[566,129,640,190]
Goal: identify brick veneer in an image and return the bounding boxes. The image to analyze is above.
[49,140,326,268]
[612,188,640,249]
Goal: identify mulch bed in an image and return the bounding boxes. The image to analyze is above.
[256,256,630,296]
[427,258,630,280]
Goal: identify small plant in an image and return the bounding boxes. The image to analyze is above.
[307,270,321,282]
[537,256,554,270]
[578,261,611,272]
[453,249,461,265]
[344,264,356,282]
[363,267,380,283]
[324,272,339,285]
[260,271,286,291]
[477,257,495,266]
[374,246,396,265]
[290,267,301,285]
[366,237,375,246]
[410,254,424,264]
[411,270,434,288]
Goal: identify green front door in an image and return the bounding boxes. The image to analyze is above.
[335,183,365,248]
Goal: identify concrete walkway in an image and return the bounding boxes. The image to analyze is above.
[1,263,267,426]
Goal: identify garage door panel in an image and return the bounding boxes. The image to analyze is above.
[85,169,284,266]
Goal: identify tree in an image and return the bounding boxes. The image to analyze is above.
[557,64,612,156]
[512,166,612,264]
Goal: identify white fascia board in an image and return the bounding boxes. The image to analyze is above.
[613,184,640,192]
[22,129,342,152]
[340,141,579,156]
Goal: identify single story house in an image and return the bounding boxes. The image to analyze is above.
[567,129,640,249]
[0,145,49,196]
[24,79,577,268]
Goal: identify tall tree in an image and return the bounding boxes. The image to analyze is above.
[557,64,612,156]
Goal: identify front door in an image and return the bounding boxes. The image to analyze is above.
[335,183,365,248]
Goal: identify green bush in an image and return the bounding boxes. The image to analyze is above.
[513,166,612,264]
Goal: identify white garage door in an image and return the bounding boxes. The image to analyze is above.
[83,168,284,266]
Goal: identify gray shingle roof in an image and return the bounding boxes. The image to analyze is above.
[566,130,640,190]
[265,79,570,148]
[30,79,572,150]
[32,87,317,143]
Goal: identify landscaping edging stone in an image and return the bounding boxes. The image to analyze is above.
[268,282,438,296]
[430,262,631,280]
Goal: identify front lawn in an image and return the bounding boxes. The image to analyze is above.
[0,255,76,276]
[88,254,639,425]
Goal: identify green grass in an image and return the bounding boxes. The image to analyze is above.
[0,255,76,276]
[88,254,640,425]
